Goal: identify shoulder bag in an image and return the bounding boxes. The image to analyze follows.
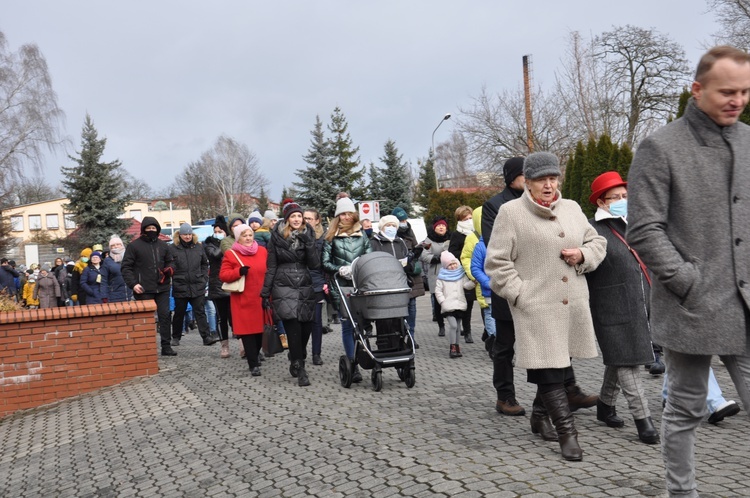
[221,250,246,293]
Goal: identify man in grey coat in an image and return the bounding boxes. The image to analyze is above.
[627,46,750,498]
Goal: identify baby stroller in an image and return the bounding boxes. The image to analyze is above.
[335,252,417,391]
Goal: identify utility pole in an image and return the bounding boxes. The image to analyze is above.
[523,55,534,153]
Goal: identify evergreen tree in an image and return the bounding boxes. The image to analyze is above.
[293,115,339,217]
[367,161,382,200]
[377,139,412,216]
[676,87,750,125]
[60,114,131,247]
[564,142,585,208]
[256,186,269,213]
[414,153,437,209]
[327,107,365,200]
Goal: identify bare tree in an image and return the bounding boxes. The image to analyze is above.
[456,85,574,174]
[10,176,59,206]
[122,171,154,201]
[0,31,68,179]
[435,130,473,187]
[176,135,269,219]
[595,25,691,146]
[707,0,750,49]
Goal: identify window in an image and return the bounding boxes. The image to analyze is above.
[10,216,23,231]
[130,209,142,221]
[64,214,76,229]
[28,215,42,231]
[46,214,59,229]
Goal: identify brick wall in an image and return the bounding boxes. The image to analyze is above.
[0,301,160,418]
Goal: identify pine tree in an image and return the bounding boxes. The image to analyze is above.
[328,107,365,200]
[60,114,131,247]
[256,186,269,213]
[377,139,412,216]
[414,153,437,209]
[367,162,382,200]
[293,115,339,217]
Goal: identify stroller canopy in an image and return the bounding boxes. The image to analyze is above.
[352,252,409,293]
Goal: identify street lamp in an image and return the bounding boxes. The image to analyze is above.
[431,113,451,192]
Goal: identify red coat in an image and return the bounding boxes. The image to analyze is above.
[219,246,267,335]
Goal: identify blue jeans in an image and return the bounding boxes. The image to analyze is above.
[662,367,727,413]
[483,304,496,336]
[205,298,217,332]
[341,317,355,359]
[407,297,416,337]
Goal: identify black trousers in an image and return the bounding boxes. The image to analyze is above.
[461,289,476,334]
[212,296,231,341]
[431,294,444,327]
[136,291,171,348]
[283,318,312,362]
[527,365,575,386]
[173,295,210,339]
[491,318,517,401]
[241,335,263,369]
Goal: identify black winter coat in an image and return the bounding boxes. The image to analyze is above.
[121,234,174,294]
[100,257,129,302]
[0,265,18,295]
[482,186,523,321]
[261,222,320,322]
[308,228,327,294]
[204,236,229,300]
[586,216,654,366]
[169,234,209,298]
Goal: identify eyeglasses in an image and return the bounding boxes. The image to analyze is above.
[604,194,627,201]
[303,217,315,222]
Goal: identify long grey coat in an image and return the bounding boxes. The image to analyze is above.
[485,190,607,369]
[33,273,61,309]
[627,99,750,355]
[587,214,654,366]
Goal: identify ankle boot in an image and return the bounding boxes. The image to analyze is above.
[541,388,583,461]
[351,364,363,383]
[438,326,446,337]
[565,384,598,412]
[220,340,230,358]
[464,331,474,343]
[449,344,458,358]
[649,352,665,375]
[530,396,558,441]
[596,400,624,428]
[297,360,310,387]
[634,417,659,444]
[456,344,463,357]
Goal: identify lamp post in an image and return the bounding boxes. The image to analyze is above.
[431,113,451,192]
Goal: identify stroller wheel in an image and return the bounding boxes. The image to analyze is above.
[396,367,405,382]
[404,367,416,388]
[371,370,383,392]
[339,355,352,388]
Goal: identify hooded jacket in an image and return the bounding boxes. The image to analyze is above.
[461,207,488,307]
[100,256,129,303]
[260,221,320,322]
[121,216,174,294]
[169,232,209,298]
[204,235,229,300]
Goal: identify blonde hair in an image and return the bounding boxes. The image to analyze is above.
[455,205,472,221]
[325,212,360,242]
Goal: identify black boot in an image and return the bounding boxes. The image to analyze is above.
[351,364,363,383]
[541,388,583,461]
[464,331,474,343]
[201,329,219,346]
[566,384,598,412]
[634,417,659,444]
[161,345,177,356]
[530,396,558,441]
[596,400,625,428]
[297,360,310,387]
[649,352,665,375]
[438,326,445,337]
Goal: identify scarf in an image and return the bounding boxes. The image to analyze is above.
[532,192,560,208]
[109,247,125,263]
[437,266,465,282]
[231,241,259,256]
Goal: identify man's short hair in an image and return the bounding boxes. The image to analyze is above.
[0,258,7,264]
[695,46,750,83]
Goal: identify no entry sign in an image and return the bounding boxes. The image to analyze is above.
[358,200,380,221]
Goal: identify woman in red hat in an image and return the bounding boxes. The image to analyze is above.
[585,171,659,445]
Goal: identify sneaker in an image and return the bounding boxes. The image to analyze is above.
[496,398,526,416]
[251,367,261,376]
[332,314,340,324]
[170,338,180,347]
[708,400,740,424]
[161,346,177,357]
[313,354,323,366]
[438,326,445,337]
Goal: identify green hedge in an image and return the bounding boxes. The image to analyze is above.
[422,189,497,230]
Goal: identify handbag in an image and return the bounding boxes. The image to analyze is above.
[221,250,246,293]
[262,309,284,356]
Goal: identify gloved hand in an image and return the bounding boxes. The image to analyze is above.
[70,295,77,303]
[158,267,174,284]
[262,298,272,309]
[101,298,108,304]
[431,256,440,264]
[338,265,352,279]
[239,266,249,276]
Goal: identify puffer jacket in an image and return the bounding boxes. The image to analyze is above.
[322,222,372,308]
[169,233,209,298]
[261,221,320,322]
[100,257,129,302]
[121,217,173,294]
[308,224,326,294]
[204,235,229,300]
[80,264,104,304]
[460,206,487,307]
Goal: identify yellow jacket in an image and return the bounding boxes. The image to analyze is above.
[23,281,39,306]
[460,206,488,308]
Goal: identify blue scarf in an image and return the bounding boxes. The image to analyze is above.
[438,267,465,282]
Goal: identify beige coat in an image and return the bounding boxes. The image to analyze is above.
[485,190,607,369]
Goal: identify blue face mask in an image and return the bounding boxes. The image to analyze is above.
[608,199,627,218]
[383,226,398,239]
[214,233,225,240]
[363,228,373,238]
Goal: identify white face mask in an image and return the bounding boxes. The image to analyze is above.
[457,219,474,235]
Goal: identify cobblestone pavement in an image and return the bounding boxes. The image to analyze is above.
[1,297,749,497]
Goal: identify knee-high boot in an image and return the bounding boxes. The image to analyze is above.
[541,388,583,461]
[530,395,558,441]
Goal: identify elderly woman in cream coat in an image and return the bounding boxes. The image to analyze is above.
[485,151,606,462]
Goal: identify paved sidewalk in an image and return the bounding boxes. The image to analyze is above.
[1,297,748,497]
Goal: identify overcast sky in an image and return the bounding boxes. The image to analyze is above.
[3,1,719,202]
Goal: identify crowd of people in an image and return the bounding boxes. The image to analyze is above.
[1,44,748,498]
